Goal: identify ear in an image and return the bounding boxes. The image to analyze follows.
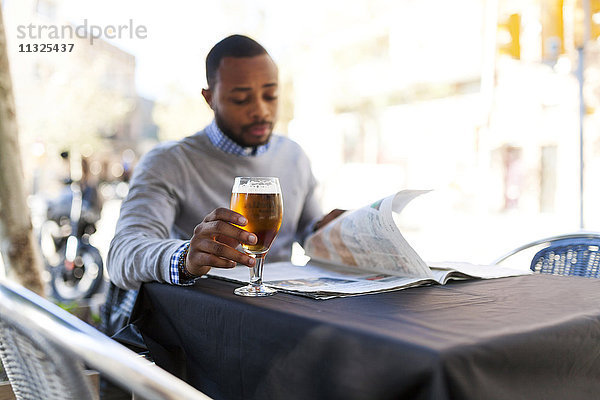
[201,88,214,109]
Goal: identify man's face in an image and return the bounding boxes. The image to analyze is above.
[202,54,279,148]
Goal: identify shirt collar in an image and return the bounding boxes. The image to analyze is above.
[206,120,270,156]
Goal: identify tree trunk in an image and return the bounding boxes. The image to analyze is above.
[0,6,45,296]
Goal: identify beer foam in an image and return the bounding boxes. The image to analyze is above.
[233,177,281,194]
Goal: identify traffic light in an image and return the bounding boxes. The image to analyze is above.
[498,13,521,59]
[589,0,600,40]
[573,0,600,47]
[541,0,564,61]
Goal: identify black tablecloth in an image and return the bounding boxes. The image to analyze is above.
[130,274,600,400]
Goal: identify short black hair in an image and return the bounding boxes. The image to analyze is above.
[205,34,268,88]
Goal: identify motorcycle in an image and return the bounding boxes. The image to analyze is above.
[40,177,105,302]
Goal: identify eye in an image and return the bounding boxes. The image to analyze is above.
[264,94,278,101]
[231,98,250,105]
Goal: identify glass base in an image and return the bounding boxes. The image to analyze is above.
[234,284,277,297]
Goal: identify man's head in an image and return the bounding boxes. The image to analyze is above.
[202,35,279,148]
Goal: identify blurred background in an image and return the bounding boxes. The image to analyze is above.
[2,0,600,271]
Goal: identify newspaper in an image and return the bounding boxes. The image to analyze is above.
[208,260,530,299]
[208,190,530,299]
[303,190,433,278]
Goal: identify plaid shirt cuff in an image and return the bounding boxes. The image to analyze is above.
[170,241,195,285]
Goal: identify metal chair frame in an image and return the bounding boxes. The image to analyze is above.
[0,279,211,400]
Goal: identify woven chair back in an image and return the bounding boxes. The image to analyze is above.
[531,238,600,277]
[0,318,97,399]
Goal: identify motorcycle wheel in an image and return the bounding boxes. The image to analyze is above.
[50,243,104,302]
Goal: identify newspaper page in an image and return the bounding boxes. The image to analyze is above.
[207,261,531,299]
[207,189,530,299]
[303,190,433,278]
[208,261,438,299]
[428,261,532,282]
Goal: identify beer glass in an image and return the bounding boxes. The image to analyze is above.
[230,177,283,296]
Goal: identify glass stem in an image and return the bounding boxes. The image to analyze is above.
[249,254,266,286]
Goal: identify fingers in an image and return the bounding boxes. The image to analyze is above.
[186,239,256,277]
[195,220,257,246]
[199,208,257,245]
[314,208,347,232]
[187,246,238,270]
[214,234,241,249]
[196,237,253,266]
[184,208,258,276]
[204,207,247,226]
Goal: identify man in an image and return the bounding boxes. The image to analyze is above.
[102,34,341,336]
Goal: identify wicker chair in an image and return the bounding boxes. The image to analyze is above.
[0,278,211,400]
[494,232,600,277]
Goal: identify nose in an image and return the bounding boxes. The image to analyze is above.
[249,98,270,121]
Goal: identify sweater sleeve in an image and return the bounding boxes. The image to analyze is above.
[107,145,188,290]
[295,158,324,246]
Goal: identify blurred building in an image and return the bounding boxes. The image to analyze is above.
[3,0,599,263]
[265,0,600,261]
[3,0,157,194]
[279,0,488,209]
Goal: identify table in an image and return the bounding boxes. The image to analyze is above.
[130,274,600,400]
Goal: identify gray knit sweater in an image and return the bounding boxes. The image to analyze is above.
[107,129,322,290]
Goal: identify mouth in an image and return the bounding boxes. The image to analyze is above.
[244,123,272,139]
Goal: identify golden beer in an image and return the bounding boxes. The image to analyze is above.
[231,177,282,297]
[230,192,283,254]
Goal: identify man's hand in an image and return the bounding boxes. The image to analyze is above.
[185,208,257,276]
[314,209,347,232]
